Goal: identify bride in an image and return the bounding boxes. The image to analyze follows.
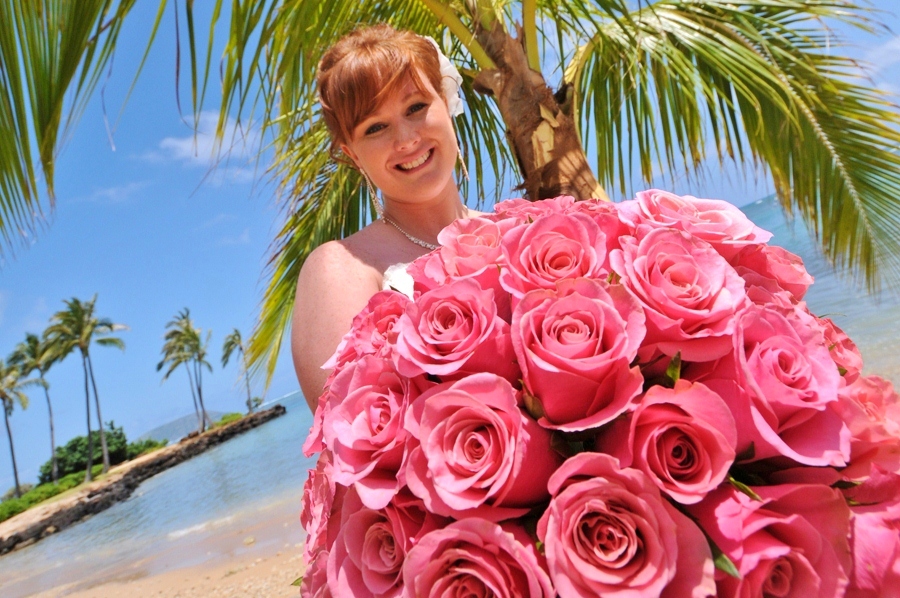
[291,24,475,409]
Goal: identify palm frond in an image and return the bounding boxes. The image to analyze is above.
[0,0,142,252]
[563,0,900,288]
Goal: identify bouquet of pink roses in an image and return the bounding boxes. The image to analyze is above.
[300,190,900,597]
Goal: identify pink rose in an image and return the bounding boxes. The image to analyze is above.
[404,373,562,520]
[300,550,332,598]
[402,518,554,598]
[690,484,852,598]
[618,189,772,259]
[511,278,645,431]
[492,195,576,224]
[819,317,863,384]
[500,212,610,300]
[688,303,850,466]
[849,500,900,598]
[836,375,900,478]
[394,278,518,382]
[732,243,813,300]
[322,355,413,509]
[597,379,737,504]
[407,216,515,319]
[323,290,410,371]
[301,451,338,565]
[610,227,748,362]
[537,453,716,598]
[327,488,444,597]
[569,197,631,246]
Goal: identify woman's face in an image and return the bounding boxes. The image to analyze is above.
[341,72,458,208]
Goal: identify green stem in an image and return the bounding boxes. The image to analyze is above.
[522,0,540,71]
[416,0,496,69]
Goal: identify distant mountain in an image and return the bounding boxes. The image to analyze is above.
[136,411,227,444]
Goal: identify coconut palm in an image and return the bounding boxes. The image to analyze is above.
[9,333,61,483]
[158,309,213,432]
[0,359,37,499]
[3,1,900,386]
[46,296,126,481]
[222,328,257,414]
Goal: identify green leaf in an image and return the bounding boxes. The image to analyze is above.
[728,475,762,501]
[291,576,304,587]
[710,538,742,579]
[665,352,682,384]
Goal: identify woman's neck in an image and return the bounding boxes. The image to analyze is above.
[381,180,467,242]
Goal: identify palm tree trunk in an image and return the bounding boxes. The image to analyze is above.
[41,373,58,483]
[195,360,210,431]
[472,21,608,202]
[184,364,203,432]
[86,354,110,473]
[3,405,21,499]
[241,349,253,414]
[81,354,94,483]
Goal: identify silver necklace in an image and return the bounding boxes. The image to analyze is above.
[382,216,439,250]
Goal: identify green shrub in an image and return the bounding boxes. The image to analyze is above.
[211,412,243,429]
[38,423,128,484]
[126,438,167,460]
[2,483,34,502]
[0,465,102,523]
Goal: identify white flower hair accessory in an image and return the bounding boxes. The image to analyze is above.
[422,36,464,117]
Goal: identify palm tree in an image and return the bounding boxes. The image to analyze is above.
[46,296,126,481]
[4,1,900,386]
[9,333,60,483]
[0,359,35,499]
[158,309,213,432]
[222,328,256,414]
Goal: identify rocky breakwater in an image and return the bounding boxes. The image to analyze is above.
[0,405,287,555]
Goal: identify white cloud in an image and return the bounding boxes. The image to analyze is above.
[84,181,149,204]
[864,34,900,75]
[217,228,251,246]
[143,111,260,186]
[199,213,238,229]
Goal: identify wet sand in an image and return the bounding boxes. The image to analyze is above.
[24,495,306,597]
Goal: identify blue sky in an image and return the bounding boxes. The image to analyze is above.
[2,2,899,493]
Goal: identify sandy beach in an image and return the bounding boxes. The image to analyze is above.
[27,493,306,597]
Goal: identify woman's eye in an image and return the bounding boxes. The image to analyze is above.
[364,123,386,135]
[408,102,428,115]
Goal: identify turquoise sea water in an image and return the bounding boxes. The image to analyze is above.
[0,197,896,596]
[0,391,315,597]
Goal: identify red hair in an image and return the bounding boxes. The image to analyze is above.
[317,24,442,157]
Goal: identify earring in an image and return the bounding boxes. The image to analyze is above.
[362,170,384,218]
[456,144,469,181]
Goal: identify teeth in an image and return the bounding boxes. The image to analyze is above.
[398,150,431,171]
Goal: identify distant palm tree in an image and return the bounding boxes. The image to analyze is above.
[0,359,36,499]
[158,309,213,433]
[222,328,256,414]
[46,296,126,481]
[9,333,60,483]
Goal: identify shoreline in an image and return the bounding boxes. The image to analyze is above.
[0,405,287,555]
[27,492,307,598]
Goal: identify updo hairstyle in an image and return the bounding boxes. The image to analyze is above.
[317,24,443,159]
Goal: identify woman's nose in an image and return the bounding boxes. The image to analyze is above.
[393,121,420,151]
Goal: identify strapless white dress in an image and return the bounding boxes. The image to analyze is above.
[382,263,415,298]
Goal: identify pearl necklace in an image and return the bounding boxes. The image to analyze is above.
[382,216,439,251]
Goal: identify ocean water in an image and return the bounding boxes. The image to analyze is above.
[0,197,896,595]
[0,391,315,597]
[741,196,900,385]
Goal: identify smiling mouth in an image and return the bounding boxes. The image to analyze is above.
[396,149,433,171]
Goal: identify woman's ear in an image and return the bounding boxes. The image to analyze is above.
[340,144,359,166]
